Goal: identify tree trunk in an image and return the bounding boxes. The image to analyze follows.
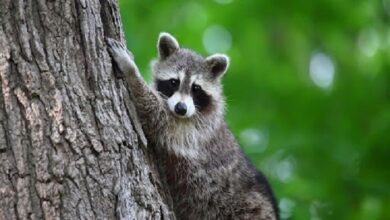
[0,0,174,219]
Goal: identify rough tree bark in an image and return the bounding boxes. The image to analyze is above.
[0,0,175,219]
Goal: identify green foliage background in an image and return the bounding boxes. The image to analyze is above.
[119,0,390,219]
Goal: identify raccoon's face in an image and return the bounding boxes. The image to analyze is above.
[151,33,229,118]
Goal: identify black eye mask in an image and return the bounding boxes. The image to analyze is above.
[156,79,180,98]
[191,84,211,112]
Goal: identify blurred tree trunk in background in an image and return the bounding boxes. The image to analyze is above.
[0,0,174,219]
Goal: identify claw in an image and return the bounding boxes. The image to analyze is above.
[106,37,115,43]
[106,37,119,48]
[106,38,112,45]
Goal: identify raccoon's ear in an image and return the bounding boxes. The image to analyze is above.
[206,54,230,78]
[158,32,179,60]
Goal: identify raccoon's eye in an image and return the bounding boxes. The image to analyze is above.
[170,79,179,87]
[192,84,202,92]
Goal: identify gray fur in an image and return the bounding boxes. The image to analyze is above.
[106,33,279,220]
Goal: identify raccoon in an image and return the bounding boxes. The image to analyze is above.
[106,33,279,220]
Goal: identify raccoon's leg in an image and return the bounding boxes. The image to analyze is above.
[106,38,166,131]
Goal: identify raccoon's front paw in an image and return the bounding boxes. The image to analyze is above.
[106,38,136,77]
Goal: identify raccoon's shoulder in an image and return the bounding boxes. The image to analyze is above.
[208,121,238,149]
[202,122,241,163]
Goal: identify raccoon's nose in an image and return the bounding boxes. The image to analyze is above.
[174,102,187,116]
